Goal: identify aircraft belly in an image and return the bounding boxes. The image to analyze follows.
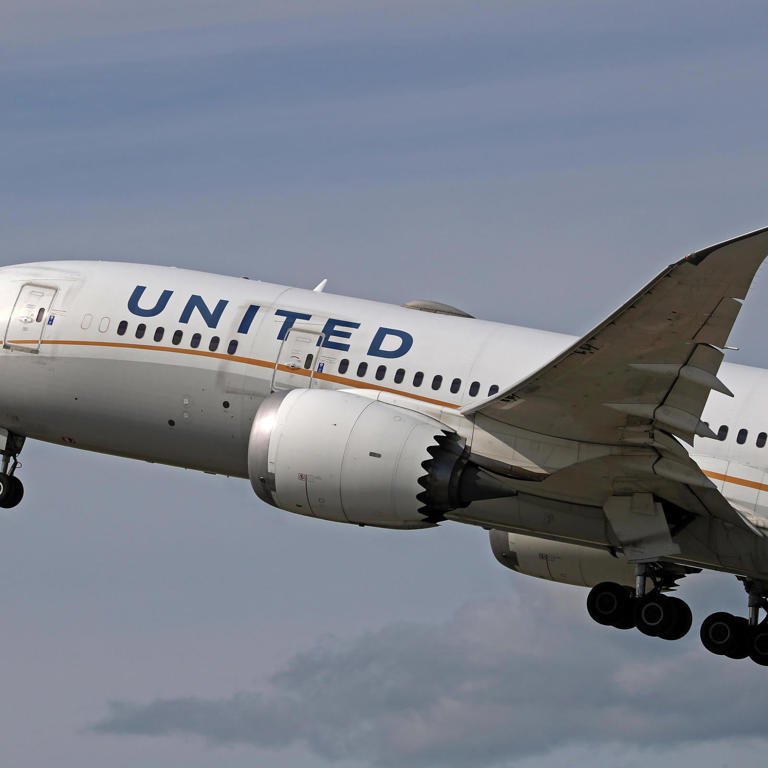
[0,354,261,476]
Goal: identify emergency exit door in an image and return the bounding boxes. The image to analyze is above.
[3,284,57,352]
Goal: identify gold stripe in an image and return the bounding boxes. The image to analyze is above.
[702,470,768,493]
[8,339,768,485]
[6,337,460,410]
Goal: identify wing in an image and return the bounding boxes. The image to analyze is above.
[464,227,768,538]
[465,226,768,446]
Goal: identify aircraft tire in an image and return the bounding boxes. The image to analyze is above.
[635,594,675,638]
[658,597,692,641]
[700,612,744,656]
[748,624,768,666]
[722,617,751,660]
[587,582,633,627]
[612,602,637,630]
[0,475,23,509]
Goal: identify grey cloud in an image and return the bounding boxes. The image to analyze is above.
[90,589,768,766]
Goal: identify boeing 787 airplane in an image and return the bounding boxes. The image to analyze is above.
[2,227,768,663]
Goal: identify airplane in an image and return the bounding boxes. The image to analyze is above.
[2,227,768,665]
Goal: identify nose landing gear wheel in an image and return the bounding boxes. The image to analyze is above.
[0,473,23,509]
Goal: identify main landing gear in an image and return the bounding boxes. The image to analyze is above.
[0,428,24,509]
[700,580,768,665]
[587,564,693,641]
[588,568,768,664]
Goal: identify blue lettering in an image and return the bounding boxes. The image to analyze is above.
[319,318,360,351]
[179,295,229,329]
[128,285,173,317]
[275,309,311,340]
[237,304,260,334]
[367,327,413,359]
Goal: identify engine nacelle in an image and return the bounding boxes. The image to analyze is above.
[490,529,635,587]
[249,389,502,529]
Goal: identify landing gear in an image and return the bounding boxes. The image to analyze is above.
[587,582,635,629]
[0,473,23,508]
[700,612,750,659]
[700,580,768,665]
[634,594,692,640]
[586,564,693,641]
[748,624,768,666]
[0,428,24,509]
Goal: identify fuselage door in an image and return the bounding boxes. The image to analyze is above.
[3,284,57,353]
[271,326,325,392]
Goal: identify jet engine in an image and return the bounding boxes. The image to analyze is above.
[490,529,635,587]
[248,389,515,529]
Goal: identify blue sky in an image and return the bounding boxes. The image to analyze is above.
[2,2,768,767]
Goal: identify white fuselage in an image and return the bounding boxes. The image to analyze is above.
[1,260,767,554]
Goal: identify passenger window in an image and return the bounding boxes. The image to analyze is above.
[757,432,767,448]
[304,352,313,369]
[98,317,110,333]
[190,333,201,349]
[432,375,443,391]
[413,371,424,387]
[469,381,480,397]
[135,323,146,339]
[717,425,729,441]
[450,378,461,394]
[338,359,349,374]
[154,327,164,342]
[117,320,128,336]
[36,308,45,323]
[488,384,499,396]
[375,365,386,381]
[394,368,405,384]
[228,340,239,355]
[81,314,93,330]
[737,428,748,445]
[357,362,368,377]
[209,336,219,352]
[172,330,183,345]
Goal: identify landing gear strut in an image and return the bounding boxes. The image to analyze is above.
[0,428,24,509]
[586,563,693,641]
[700,580,768,665]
